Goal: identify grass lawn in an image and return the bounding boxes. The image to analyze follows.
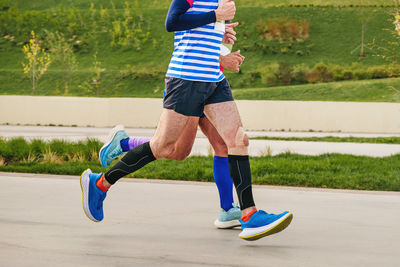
[1,138,399,191]
[1,154,399,191]
[0,3,397,100]
[10,0,394,10]
[232,78,400,102]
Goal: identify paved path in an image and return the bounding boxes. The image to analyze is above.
[1,125,400,157]
[0,172,399,267]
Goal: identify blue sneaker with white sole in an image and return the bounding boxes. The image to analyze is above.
[99,125,129,167]
[214,203,242,229]
[239,210,293,241]
[80,169,107,222]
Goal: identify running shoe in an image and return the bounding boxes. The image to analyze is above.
[214,203,242,229]
[239,210,293,241]
[80,169,107,222]
[99,125,129,167]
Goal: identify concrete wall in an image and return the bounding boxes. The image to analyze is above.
[1,95,399,133]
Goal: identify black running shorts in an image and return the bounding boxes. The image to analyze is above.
[163,77,234,117]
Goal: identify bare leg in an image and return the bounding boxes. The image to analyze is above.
[102,109,195,188]
[199,116,228,157]
[169,117,199,161]
[150,109,196,159]
[204,101,255,216]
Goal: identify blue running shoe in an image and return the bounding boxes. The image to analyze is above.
[239,210,293,241]
[214,203,242,229]
[99,125,129,167]
[80,169,107,222]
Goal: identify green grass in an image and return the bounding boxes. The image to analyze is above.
[232,78,400,102]
[251,136,400,144]
[1,137,400,191]
[0,3,397,100]
[1,154,400,191]
[9,0,395,11]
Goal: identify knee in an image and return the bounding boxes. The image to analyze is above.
[225,126,249,149]
[169,149,189,161]
[153,143,175,159]
[212,140,228,156]
[165,146,190,161]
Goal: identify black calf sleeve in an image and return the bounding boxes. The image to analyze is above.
[105,142,156,185]
[228,155,256,210]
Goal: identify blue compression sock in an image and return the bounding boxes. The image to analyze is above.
[213,156,234,212]
[120,138,130,152]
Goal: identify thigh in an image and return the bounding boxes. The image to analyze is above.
[199,116,228,157]
[203,101,242,144]
[171,117,199,159]
[150,108,191,158]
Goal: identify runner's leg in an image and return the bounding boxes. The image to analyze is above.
[199,117,233,211]
[103,109,191,186]
[204,101,255,215]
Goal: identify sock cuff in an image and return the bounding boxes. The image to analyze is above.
[96,174,109,191]
[241,209,257,222]
[228,154,249,161]
[120,138,130,152]
[214,155,228,161]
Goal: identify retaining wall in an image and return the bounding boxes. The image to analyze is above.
[1,95,399,133]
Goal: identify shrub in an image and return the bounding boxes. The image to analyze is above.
[388,65,400,77]
[328,64,344,81]
[278,64,292,85]
[258,63,280,86]
[343,70,354,80]
[292,64,309,84]
[307,62,333,83]
[353,69,372,80]
[256,17,311,55]
[257,18,309,43]
[367,66,390,79]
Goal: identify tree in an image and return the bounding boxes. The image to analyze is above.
[45,30,77,95]
[22,31,51,93]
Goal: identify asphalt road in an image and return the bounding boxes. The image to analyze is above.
[1,172,399,267]
[2,125,400,157]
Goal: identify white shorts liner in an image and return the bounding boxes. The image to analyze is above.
[80,169,98,222]
[239,212,291,238]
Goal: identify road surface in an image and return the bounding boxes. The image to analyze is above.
[0,172,399,267]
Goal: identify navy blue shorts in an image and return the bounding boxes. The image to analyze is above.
[163,77,234,117]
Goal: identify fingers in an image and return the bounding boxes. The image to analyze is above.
[232,50,245,61]
[226,22,239,28]
[225,27,236,36]
[224,33,236,41]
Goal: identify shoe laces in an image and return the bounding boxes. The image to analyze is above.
[109,146,122,159]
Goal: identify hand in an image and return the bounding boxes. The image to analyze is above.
[220,50,245,72]
[222,22,239,45]
[215,0,236,21]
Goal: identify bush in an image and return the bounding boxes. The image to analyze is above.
[388,65,400,77]
[368,66,390,79]
[306,62,333,83]
[353,69,372,80]
[328,64,344,81]
[292,64,309,84]
[258,63,280,86]
[278,64,292,85]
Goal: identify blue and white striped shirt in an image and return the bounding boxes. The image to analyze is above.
[166,0,225,82]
